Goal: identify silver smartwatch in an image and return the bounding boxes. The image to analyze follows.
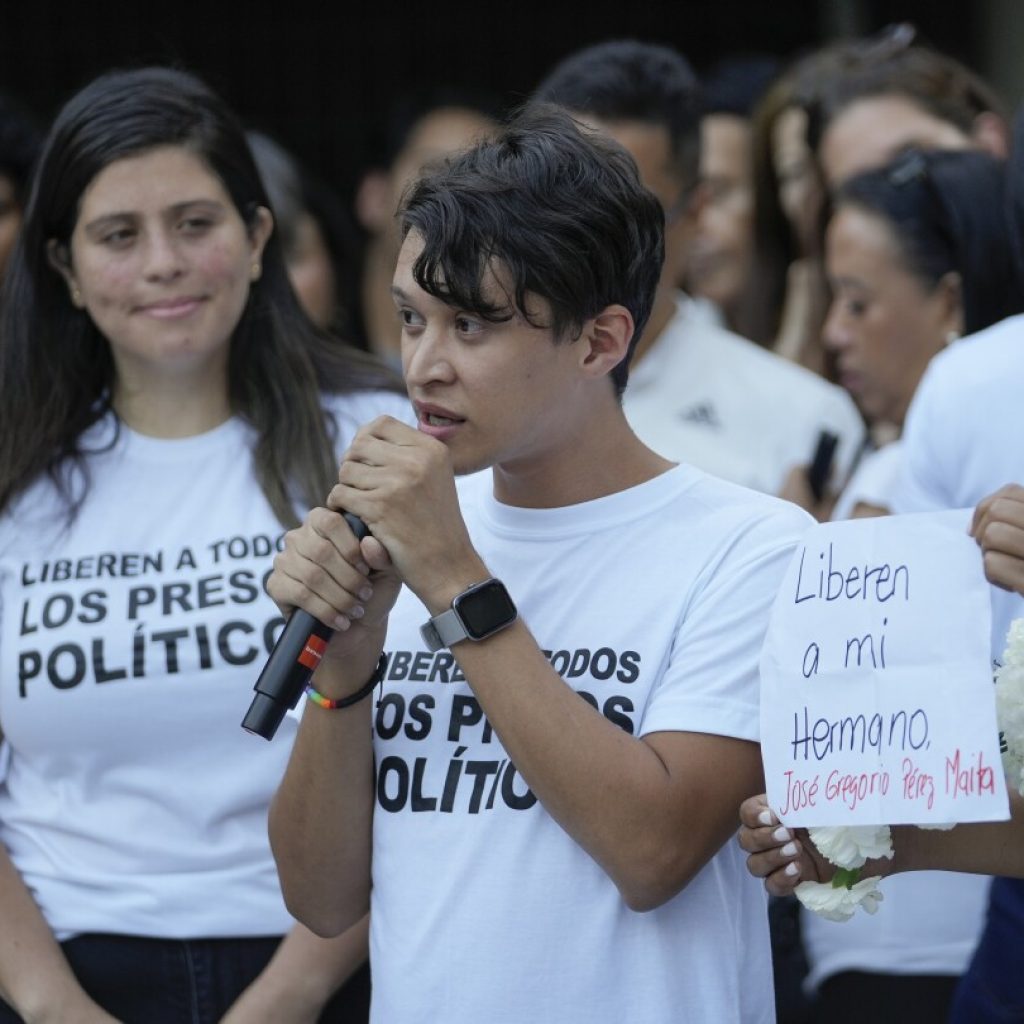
[420,578,518,652]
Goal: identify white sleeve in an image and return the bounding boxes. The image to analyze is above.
[640,505,811,742]
[890,361,956,514]
[831,443,904,520]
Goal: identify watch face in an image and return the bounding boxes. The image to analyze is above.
[456,580,517,640]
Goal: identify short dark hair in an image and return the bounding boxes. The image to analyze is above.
[533,39,701,190]
[398,104,664,396]
[835,148,1024,335]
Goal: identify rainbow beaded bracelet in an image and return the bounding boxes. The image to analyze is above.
[305,654,388,710]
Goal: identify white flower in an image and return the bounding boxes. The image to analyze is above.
[796,877,885,922]
[996,617,1024,796]
[808,824,894,869]
[1005,618,1024,666]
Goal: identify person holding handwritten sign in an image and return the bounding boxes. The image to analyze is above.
[743,509,1024,1021]
[741,790,1024,886]
[0,69,409,1023]
[747,112,1024,1024]
[881,107,1024,1024]
[775,145,1024,1023]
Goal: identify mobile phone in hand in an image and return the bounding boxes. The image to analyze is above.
[806,430,839,503]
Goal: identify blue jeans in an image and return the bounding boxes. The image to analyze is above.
[0,933,370,1024]
[951,877,1024,1023]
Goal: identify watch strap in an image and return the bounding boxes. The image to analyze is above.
[419,607,467,652]
[419,578,517,652]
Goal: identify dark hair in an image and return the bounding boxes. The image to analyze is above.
[0,66,400,523]
[806,25,1005,155]
[398,104,664,396]
[1007,103,1024,288]
[701,55,781,118]
[367,87,505,173]
[835,148,1024,335]
[742,47,841,347]
[247,129,366,347]
[0,93,43,202]
[533,39,702,191]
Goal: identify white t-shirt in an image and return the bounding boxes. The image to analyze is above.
[891,317,1024,660]
[802,871,989,990]
[0,390,409,940]
[802,438,990,990]
[368,465,810,1024]
[831,442,903,521]
[623,294,866,495]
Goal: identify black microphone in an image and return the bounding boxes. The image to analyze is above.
[242,512,370,740]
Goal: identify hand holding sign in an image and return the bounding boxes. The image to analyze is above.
[760,509,1008,827]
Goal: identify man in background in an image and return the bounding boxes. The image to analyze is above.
[534,40,865,497]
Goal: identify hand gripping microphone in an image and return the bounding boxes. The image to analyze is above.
[242,512,369,740]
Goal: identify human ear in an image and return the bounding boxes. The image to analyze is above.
[46,239,84,308]
[579,304,634,379]
[354,169,394,234]
[247,206,274,276]
[934,270,963,341]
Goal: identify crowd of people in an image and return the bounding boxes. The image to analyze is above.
[0,22,1023,1024]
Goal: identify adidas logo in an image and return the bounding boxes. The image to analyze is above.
[678,403,721,429]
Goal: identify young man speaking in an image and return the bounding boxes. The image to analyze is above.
[266,105,808,1023]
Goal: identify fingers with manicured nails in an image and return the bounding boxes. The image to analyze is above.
[740,831,814,896]
[739,794,778,830]
[763,851,807,897]
[737,793,826,895]
[738,820,802,869]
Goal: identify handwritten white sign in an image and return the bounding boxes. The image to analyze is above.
[760,509,1008,826]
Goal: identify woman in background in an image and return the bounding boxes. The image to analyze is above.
[248,131,365,347]
[747,49,837,376]
[0,67,406,1023]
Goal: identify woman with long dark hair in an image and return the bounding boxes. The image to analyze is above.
[0,67,406,1023]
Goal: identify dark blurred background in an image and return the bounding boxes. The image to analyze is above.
[2,0,1018,198]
